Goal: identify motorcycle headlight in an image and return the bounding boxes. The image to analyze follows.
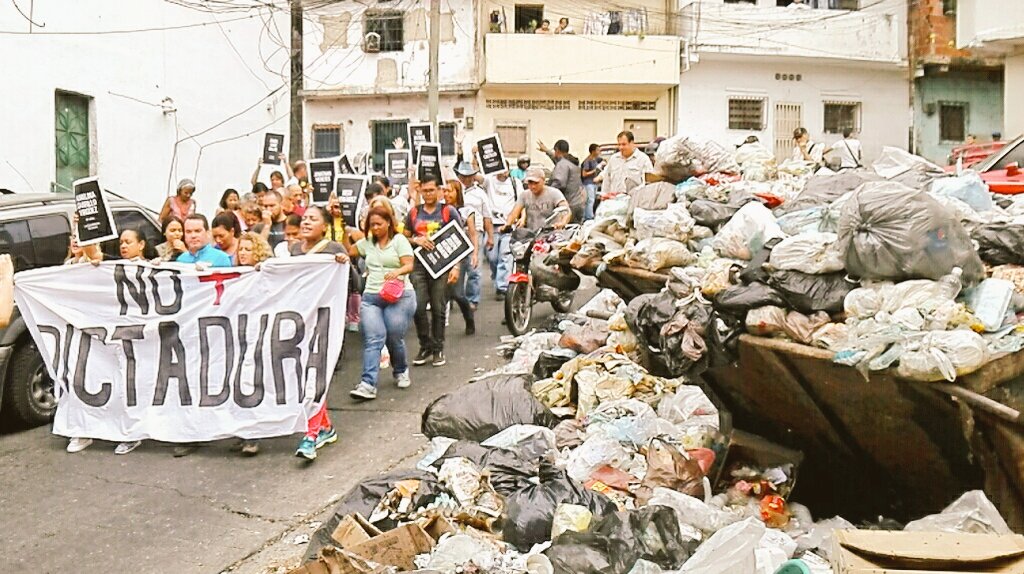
[511,242,529,259]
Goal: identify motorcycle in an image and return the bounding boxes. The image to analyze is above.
[504,208,581,336]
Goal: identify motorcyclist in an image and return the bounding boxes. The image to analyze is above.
[503,167,571,232]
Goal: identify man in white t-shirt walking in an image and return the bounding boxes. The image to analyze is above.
[829,128,862,170]
[455,161,494,307]
[484,163,521,298]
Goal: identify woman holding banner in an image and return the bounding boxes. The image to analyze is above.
[347,206,416,401]
[290,205,349,461]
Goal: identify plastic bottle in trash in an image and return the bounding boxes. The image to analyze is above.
[937,267,963,301]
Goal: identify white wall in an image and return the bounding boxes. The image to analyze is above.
[679,0,905,64]
[0,0,289,214]
[956,0,1024,50]
[303,0,478,93]
[678,56,909,162]
[1006,54,1024,139]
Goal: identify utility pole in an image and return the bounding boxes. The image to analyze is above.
[427,0,440,127]
[290,0,305,161]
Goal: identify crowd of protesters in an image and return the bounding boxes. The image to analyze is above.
[57,131,655,462]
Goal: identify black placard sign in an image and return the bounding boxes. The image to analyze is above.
[338,154,354,175]
[416,143,442,183]
[408,123,433,163]
[335,175,367,228]
[308,159,336,204]
[386,149,411,185]
[413,219,473,279]
[73,177,118,246]
[477,133,507,175]
[262,133,284,164]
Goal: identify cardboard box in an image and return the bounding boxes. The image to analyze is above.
[832,530,1024,573]
[325,513,456,572]
[286,547,392,574]
[712,429,803,500]
[332,513,383,548]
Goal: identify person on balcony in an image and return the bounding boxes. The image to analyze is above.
[534,19,553,34]
[554,18,575,34]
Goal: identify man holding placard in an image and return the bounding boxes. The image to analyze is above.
[404,175,462,368]
[454,161,494,308]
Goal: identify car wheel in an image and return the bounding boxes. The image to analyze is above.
[1,340,57,427]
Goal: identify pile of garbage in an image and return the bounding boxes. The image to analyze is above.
[565,135,1024,382]
[290,302,1017,574]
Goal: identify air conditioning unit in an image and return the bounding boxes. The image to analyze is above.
[363,32,381,53]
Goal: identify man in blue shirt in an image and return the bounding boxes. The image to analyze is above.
[177,214,233,268]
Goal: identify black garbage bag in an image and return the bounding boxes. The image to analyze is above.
[835,181,984,283]
[739,237,782,285]
[432,440,541,496]
[974,222,1024,266]
[544,506,693,574]
[714,282,787,315]
[421,374,558,441]
[689,199,739,228]
[305,469,442,561]
[501,461,618,551]
[533,348,578,380]
[777,169,881,215]
[626,290,714,378]
[768,269,857,315]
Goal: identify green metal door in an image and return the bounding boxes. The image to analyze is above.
[372,119,408,171]
[55,92,90,193]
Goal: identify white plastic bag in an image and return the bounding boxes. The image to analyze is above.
[897,330,989,382]
[679,517,764,573]
[872,146,943,179]
[647,487,743,535]
[930,171,993,212]
[756,529,798,574]
[769,232,845,274]
[904,490,1012,535]
[746,306,787,336]
[656,386,720,430]
[595,194,631,225]
[633,204,696,242]
[578,289,626,317]
[625,238,696,271]
[481,424,557,453]
[712,202,785,260]
[564,434,634,482]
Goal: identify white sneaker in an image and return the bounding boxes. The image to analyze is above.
[67,437,93,453]
[380,347,391,370]
[349,382,377,400]
[114,440,142,455]
[395,371,411,389]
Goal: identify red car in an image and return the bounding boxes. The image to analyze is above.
[947,140,1007,168]
[964,135,1024,194]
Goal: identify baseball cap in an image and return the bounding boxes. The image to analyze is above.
[524,167,545,183]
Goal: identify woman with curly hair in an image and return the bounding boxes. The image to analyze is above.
[237,231,273,267]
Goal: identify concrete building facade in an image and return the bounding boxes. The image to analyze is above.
[0,0,290,213]
[677,0,909,164]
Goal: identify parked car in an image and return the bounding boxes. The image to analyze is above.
[0,192,161,427]
[960,135,1024,194]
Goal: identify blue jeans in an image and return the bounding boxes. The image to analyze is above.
[584,183,598,220]
[360,290,416,387]
[465,231,485,305]
[488,232,513,294]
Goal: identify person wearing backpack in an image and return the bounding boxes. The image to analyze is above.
[404,174,462,367]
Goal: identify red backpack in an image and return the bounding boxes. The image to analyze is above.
[408,204,454,234]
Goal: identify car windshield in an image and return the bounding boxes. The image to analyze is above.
[976,135,1024,172]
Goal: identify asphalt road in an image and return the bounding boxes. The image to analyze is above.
[0,277,588,574]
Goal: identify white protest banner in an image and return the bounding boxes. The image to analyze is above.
[14,258,349,442]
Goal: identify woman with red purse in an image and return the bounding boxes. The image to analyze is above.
[347,206,417,401]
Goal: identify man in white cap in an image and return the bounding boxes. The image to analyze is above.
[504,167,570,232]
[454,161,493,308]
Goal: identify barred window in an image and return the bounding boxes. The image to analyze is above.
[728,97,766,131]
[823,102,861,134]
[495,123,528,156]
[486,99,570,110]
[578,100,657,111]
